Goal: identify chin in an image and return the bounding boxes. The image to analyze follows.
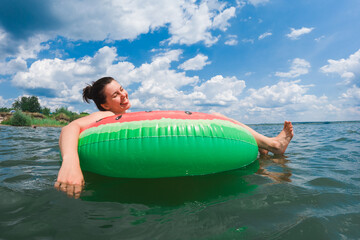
[123,103,131,111]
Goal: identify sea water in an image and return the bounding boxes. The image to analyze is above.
[0,122,359,239]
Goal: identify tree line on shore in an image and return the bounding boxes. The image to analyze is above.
[0,96,89,127]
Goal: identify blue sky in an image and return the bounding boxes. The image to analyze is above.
[0,0,359,123]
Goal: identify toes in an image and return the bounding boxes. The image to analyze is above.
[284,121,293,130]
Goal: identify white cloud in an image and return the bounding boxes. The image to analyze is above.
[242,38,254,44]
[0,27,49,61]
[11,46,120,105]
[336,85,360,120]
[126,50,202,110]
[196,78,345,123]
[54,0,237,47]
[193,75,246,106]
[286,27,314,40]
[223,79,359,123]
[226,80,339,123]
[341,85,360,100]
[0,28,6,42]
[247,0,270,6]
[225,39,238,46]
[167,1,236,46]
[0,96,7,107]
[10,46,245,113]
[178,54,211,71]
[1,0,239,61]
[0,95,15,108]
[212,6,236,31]
[10,47,197,110]
[225,35,238,45]
[275,58,311,78]
[258,32,272,40]
[320,49,360,83]
[315,36,325,42]
[127,50,198,96]
[242,80,312,108]
[0,57,28,75]
[55,0,177,41]
[8,44,359,123]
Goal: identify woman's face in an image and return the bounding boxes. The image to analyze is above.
[101,80,131,114]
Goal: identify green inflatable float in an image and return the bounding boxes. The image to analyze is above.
[78,111,258,178]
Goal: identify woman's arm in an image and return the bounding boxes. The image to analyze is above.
[54,111,114,197]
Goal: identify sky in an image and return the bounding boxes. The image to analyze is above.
[0,0,359,124]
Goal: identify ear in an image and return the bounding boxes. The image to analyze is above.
[101,103,110,110]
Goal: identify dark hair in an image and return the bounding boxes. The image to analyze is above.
[82,77,115,111]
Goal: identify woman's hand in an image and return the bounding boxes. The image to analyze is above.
[54,111,113,198]
[54,160,84,198]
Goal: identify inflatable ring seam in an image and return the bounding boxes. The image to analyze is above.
[79,135,258,147]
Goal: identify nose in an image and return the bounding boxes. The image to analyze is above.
[120,90,127,98]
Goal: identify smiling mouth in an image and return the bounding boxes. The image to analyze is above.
[120,98,129,106]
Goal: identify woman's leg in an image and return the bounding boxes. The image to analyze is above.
[212,113,294,155]
[235,121,294,155]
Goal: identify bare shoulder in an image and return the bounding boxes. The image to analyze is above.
[71,111,114,130]
[86,111,114,120]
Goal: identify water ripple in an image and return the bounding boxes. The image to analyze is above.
[0,122,359,239]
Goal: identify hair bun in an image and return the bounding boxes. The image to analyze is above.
[82,84,93,103]
[82,77,115,110]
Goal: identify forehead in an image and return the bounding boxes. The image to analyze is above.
[103,80,121,95]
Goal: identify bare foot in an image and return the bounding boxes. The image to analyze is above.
[271,121,294,155]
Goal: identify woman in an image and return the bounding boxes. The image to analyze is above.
[55,77,294,197]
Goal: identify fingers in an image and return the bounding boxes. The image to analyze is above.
[54,181,61,189]
[54,181,84,199]
[54,181,68,192]
[74,185,83,199]
[66,185,75,197]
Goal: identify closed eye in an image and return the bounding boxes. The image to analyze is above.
[112,87,124,97]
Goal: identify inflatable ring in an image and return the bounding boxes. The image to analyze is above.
[78,111,258,178]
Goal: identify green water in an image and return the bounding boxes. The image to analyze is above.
[0,122,359,239]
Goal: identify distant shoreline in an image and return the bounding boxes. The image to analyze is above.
[0,123,64,128]
[247,120,360,126]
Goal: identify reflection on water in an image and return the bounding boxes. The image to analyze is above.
[257,155,292,183]
[81,160,260,206]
